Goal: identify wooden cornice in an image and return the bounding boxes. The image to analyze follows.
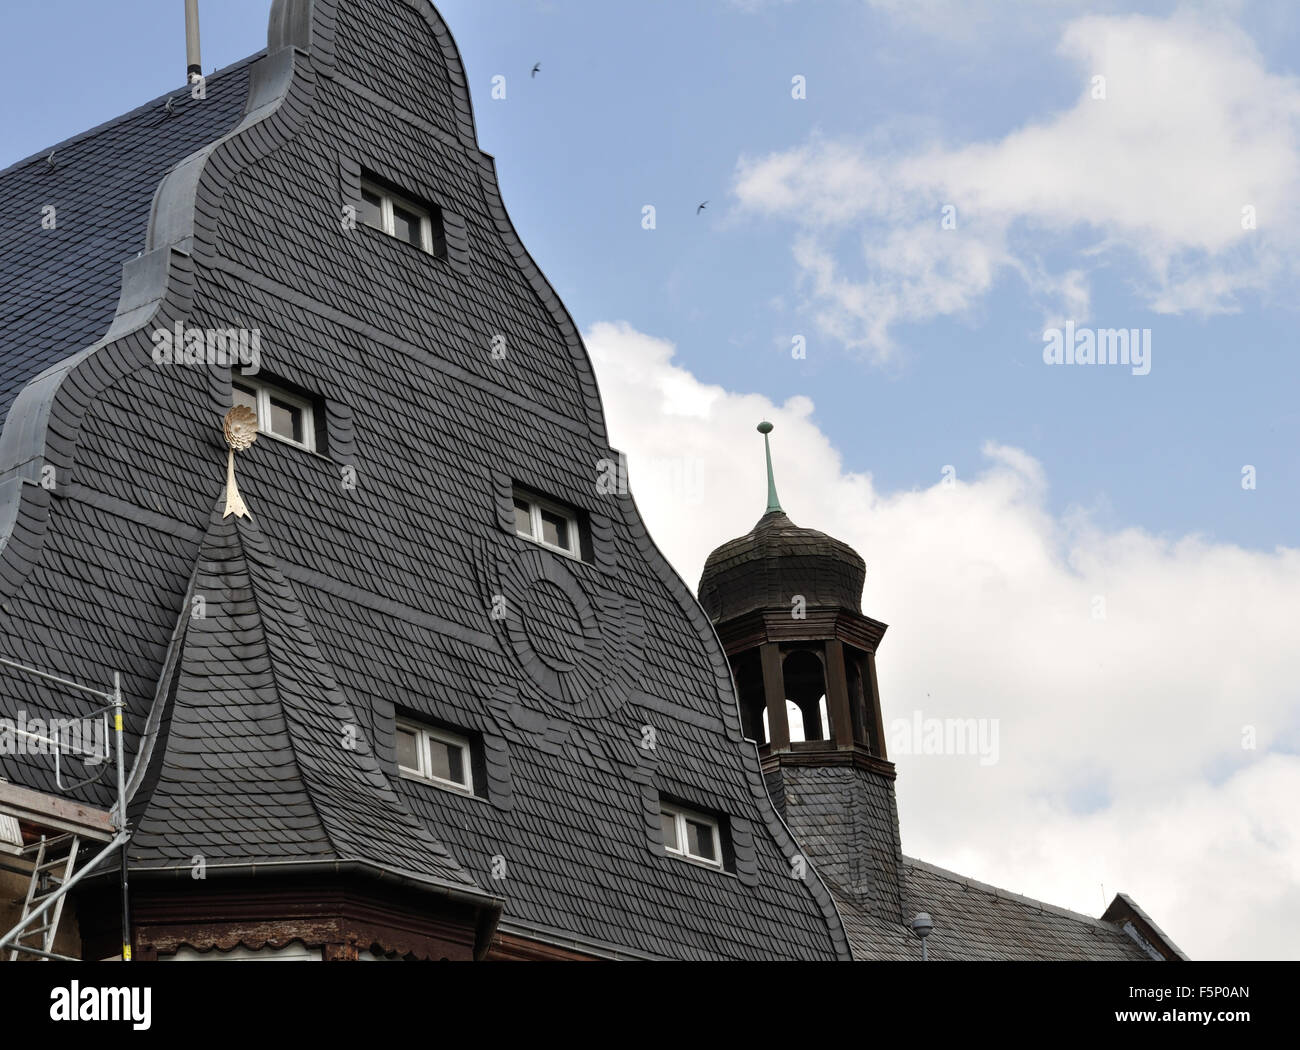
[760,743,897,780]
[714,607,888,656]
[76,875,491,962]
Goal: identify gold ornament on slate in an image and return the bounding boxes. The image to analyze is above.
[222,405,258,519]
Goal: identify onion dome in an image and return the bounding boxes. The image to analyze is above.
[698,423,866,622]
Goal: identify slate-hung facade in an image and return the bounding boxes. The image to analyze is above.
[0,0,1184,961]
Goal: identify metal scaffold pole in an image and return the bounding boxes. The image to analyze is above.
[115,672,131,962]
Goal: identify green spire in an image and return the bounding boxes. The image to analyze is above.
[757,421,783,514]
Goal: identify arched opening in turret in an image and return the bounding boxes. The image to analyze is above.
[782,649,829,742]
[760,699,830,744]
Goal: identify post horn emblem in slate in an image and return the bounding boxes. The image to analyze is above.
[489,546,646,720]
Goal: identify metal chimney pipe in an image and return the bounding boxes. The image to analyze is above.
[185,0,202,79]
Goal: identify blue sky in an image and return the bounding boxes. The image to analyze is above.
[3,0,1297,553]
[448,0,1300,554]
[3,1,1298,958]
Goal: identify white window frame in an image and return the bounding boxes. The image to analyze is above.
[232,379,316,453]
[512,490,581,559]
[396,718,474,796]
[660,802,724,869]
[360,178,436,255]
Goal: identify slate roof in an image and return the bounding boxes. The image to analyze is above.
[0,56,258,806]
[126,499,489,902]
[0,55,260,423]
[901,859,1151,960]
[0,0,849,960]
[825,861,1155,960]
[761,753,1154,958]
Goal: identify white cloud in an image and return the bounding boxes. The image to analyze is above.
[733,13,1300,357]
[729,0,1256,45]
[588,319,1300,960]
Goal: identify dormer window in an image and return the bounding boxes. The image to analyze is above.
[396,718,474,796]
[360,176,445,257]
[660,802,723,869]
[512,487,582,559]
[232,378,318,452]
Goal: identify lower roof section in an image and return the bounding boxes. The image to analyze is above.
[833,856,1171,961]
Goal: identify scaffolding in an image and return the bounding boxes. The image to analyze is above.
[0,656,130,962]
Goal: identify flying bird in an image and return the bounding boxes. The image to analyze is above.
[697,201,708,214]
[531,63,541,78]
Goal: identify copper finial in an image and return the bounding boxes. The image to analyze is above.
[757,421,783,514]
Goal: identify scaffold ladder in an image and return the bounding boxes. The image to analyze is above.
[0,657,130,962]
[6,834,80,961]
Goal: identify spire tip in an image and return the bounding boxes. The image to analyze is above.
[758,422,782,514]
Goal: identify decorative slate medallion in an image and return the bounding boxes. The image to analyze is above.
[484,543,645,721]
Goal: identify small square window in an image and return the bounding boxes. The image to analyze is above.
[511,488,582,559]
[427,736,465,784]
[540,510,570,551]
[686,819,717,862]
[660,802,723,869]
[359,176,442,257]
[396,718,474,795]
[230,378,317,453]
